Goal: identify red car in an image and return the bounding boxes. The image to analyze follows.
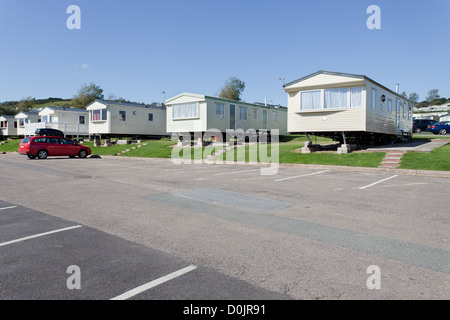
[18,136,92,160]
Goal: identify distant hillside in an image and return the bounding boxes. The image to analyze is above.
[0,97,71,115]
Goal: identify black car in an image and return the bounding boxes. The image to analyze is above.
[413,119,438,133]
[34,128,65,137]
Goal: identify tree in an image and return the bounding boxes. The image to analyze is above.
[70,83,104,109]
[17,97,36,111]
[218,77,245,101]
[426,89,440,104]
[400,91,407,99]
[408,93,420,104]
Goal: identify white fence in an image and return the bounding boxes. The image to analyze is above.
[25,122,89,136]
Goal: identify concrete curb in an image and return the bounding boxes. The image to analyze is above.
[99,155,450,179]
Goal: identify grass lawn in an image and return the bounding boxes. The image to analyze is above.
[219,135,386,168]
[0,139,21,152]
[399,144,450,171]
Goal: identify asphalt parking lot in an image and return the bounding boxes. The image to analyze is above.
[0,153,449,300]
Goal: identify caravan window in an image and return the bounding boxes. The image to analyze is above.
[324,88,347,109]
[239,107,248,120]
[215,103,224,119]
[92,109,107,121]
[388,99,393,113]
[253,108,258,120]
[371,89,377,109]
[119,111,126,121]
[350,87,363,108]
[172,103,198,119]
[273,111,277,122]
[300,90,321,110]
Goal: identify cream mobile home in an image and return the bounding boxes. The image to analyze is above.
[0,115,18,137]
[86,100,167,137]
[165,93,288,140]
[284,71,413,144]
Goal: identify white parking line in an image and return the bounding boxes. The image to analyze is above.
[214,169,259,176]
[0,206,18,211]
[111,265,198,300]
[0,225,82,247]
[274,170,330,182]
[358,175,398,190]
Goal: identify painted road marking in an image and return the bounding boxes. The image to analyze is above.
[274,170,330,182]
[0,225,83,248]
[358,175,398,190]
[111,265,198,300]
[0,206,18,211]
[214,169,259,176]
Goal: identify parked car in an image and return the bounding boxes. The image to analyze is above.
[413,119,438,133]
[34,128,65,137]
[427,121,450,135]
[18,136,92,159]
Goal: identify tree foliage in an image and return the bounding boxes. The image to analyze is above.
[17,96,36,112]
[408,92,420,104]
[218,77,245,101]
[426,89,440,104]
[70,83,104,109]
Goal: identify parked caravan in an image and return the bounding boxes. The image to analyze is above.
[0,115,18,137]
[165,93,288,141]
[283,71,413,144]
[86,100,167,137]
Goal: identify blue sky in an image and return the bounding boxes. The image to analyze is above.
[0,0,449,105]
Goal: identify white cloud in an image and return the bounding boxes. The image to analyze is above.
[80,64,89,69]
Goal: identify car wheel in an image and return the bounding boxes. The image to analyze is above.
[27,154,36,160]
[37,150,48,160]
[79,150,88,158]
[439,129,447,135]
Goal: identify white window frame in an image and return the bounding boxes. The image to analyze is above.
[272,111,277,122]
[148,113,154,122]
[92,109,107,122]
[300,90,322,110]
[253,108,258,120]
[300,87,364,111]
[388,99,393,113]
[324,88,348,109]
[172,102,199,120]
[350,87,363,108]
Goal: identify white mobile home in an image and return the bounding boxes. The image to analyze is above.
[0,115,18,137]
[86,100,167,137]
[24,106,89,137]
[15,111,40,136]
[284,71,413,144]
[165,93,288,139]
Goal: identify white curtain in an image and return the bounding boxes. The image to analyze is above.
[301,90,321,110]
[173,103,198,119]
[324,88,347,109]
[350,87,362,108]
